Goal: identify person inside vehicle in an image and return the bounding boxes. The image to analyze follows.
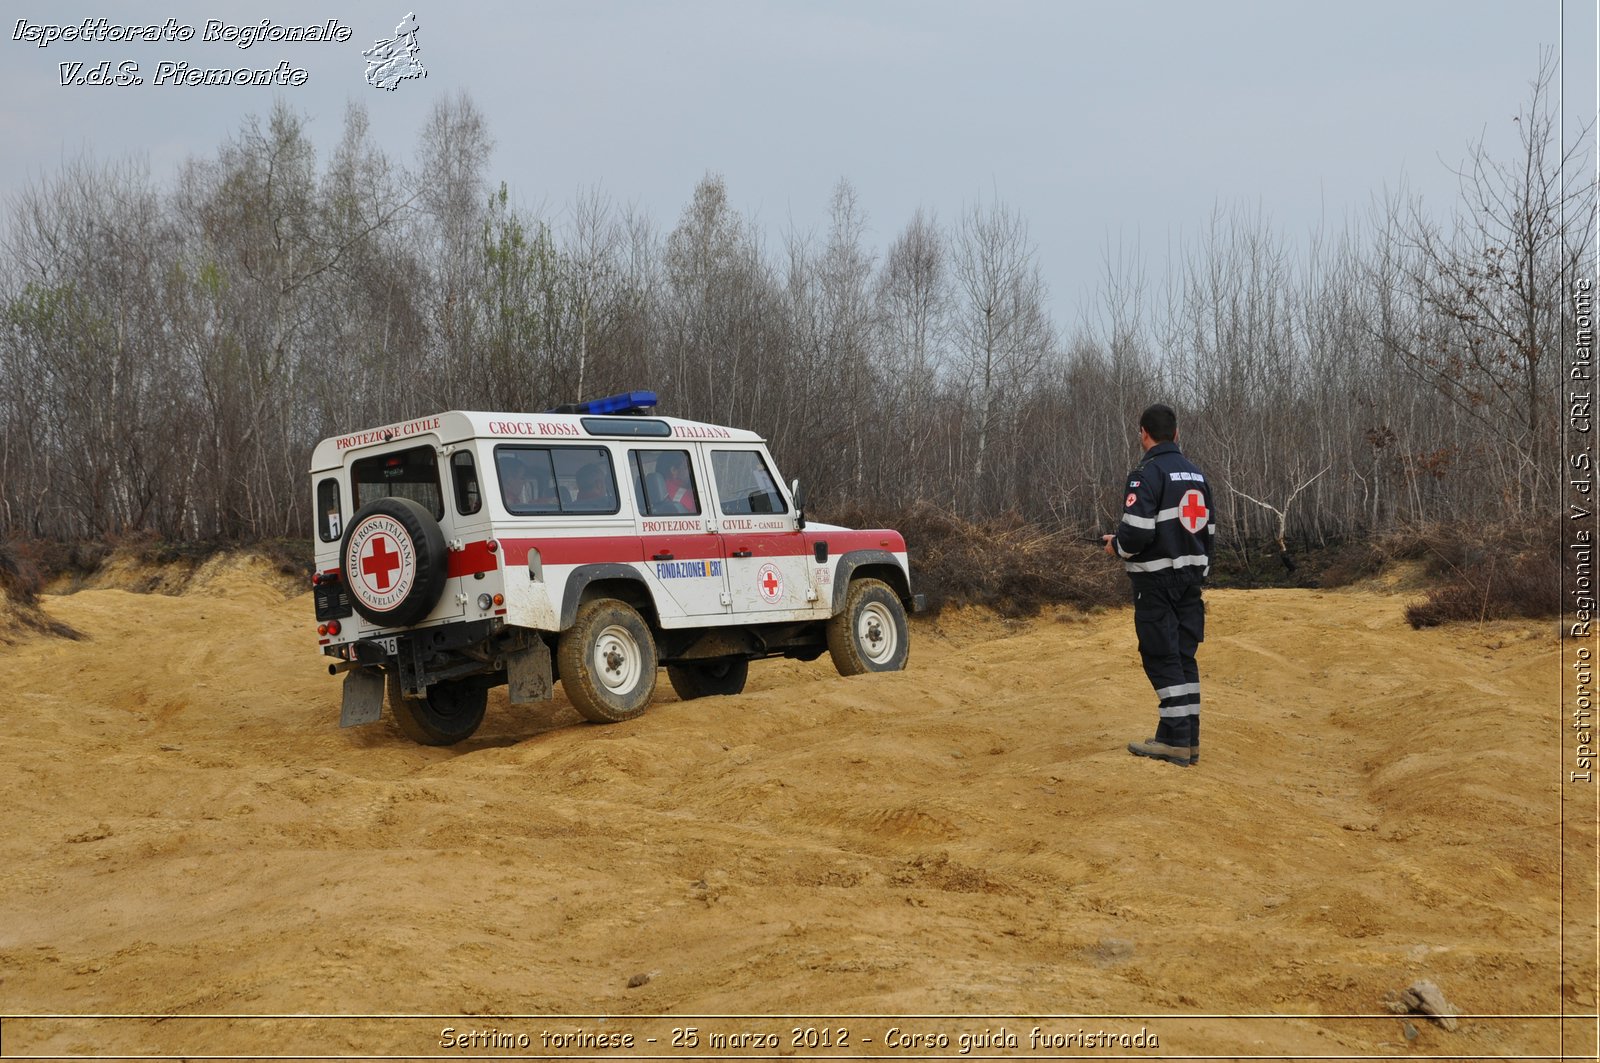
[656,453,697,514]
[506,452,558,509]
[574,462,612,507]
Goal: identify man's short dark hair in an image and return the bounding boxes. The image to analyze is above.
[1140,403,1178,443]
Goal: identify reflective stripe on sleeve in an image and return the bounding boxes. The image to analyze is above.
[1121,512,1156,530]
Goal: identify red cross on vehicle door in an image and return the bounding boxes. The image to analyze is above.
[708,445,820,621]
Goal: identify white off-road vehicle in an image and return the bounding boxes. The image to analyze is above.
[309,392,922,745]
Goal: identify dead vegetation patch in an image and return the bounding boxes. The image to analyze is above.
[1401,523,1561,628]
[820,501,1124,618]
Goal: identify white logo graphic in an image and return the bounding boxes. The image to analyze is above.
[363,12,426,91]
[757,563,784,603]
[348,515,417,611]
[1178,489,1209,533]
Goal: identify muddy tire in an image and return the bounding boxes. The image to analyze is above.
[558,599,657,723]
[667,658,749,700]
[827,578,910,675]
[387,672,487,746]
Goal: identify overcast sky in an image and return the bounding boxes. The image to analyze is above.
[2,1,1594,321]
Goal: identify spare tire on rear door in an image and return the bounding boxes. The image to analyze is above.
[340,497,448,628]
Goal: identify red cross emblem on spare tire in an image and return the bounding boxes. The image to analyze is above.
[359,531,404,592]
[341,497,448,626]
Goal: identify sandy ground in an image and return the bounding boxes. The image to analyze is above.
[0,557,1593,1060]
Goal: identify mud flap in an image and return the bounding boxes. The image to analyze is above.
[507,640,553,705]
[339,666,385,728]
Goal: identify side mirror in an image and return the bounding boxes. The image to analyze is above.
[791,478,807,530]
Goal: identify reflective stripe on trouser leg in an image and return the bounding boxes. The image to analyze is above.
[1176,584,1203,748]
[1135,587,1193,747]
[1156,684,1199,717]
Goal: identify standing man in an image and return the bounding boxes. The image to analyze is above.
[1102,404,1214,767]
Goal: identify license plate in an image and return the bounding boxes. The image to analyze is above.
[371,635,399,655]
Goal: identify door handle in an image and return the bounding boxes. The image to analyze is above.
[731,549,752,558]
[652,551,674,561]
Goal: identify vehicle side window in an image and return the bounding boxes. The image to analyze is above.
[498,447,561,514]
[710,450,787,516]
[558,449,619,514]
[351,446,443,519]
[629,449,701,517]
[497,445,618,515]
[316,477,342,542]
[451,451,482,516]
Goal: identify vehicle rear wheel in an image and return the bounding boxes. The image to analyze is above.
[667,658,749,700]
[827,578,910,675]
[558,599,657,723]
[387,672,487,746]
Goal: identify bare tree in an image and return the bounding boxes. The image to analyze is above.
[562,185,620,402]
[414,91,494,406]
[1386,51,1595,515]
[950,199,1054,512]
[874,207,951,503]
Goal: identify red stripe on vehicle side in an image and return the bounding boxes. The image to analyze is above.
[499,536,649,566]
[495,529,906,566]
[446,540,500,578]
[814,529,908,554]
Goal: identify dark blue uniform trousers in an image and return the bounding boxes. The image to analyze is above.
[1133,584,1203,748]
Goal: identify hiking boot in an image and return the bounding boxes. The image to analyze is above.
[1127,737,1193,766]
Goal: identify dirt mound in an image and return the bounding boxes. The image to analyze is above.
[44,544,308,600]
[0,543,80,643]
[0,583,1587,1060]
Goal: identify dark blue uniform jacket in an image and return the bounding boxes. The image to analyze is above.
[1113,441,1215,589]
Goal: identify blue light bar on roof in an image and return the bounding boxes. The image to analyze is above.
[548,391,658,415]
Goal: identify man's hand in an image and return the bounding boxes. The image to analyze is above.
[1102,533,1116,557]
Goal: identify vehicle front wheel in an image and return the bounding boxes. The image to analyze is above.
[667,658,749,700]
[558,599,658,723]
[387,673,487,746]
[827,578,910,675]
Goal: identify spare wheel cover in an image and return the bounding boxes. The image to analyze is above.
[341,497,447,627]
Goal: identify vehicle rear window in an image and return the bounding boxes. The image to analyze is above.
[316,477,342,542]
[451,450,482,516]
[352,446,444,519]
